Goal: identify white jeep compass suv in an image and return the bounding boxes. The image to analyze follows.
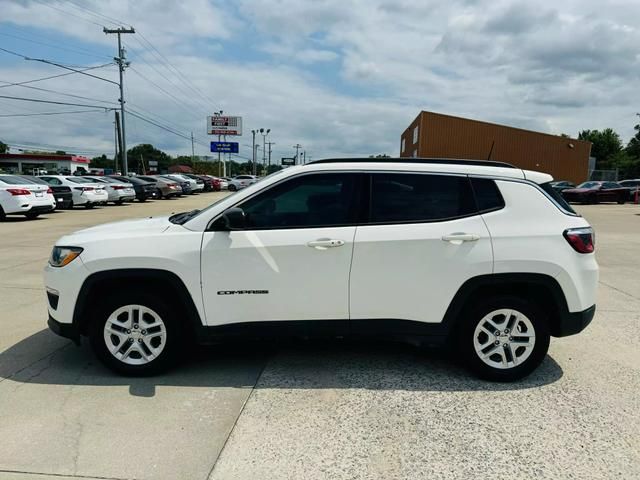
[45,159,598,381]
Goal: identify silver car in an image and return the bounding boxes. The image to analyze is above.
[228,175,258,191]
[85,176,136,204]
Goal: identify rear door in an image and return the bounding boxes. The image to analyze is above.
[349,173,493,335]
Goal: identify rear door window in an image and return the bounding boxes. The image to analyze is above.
[369,173,476,223]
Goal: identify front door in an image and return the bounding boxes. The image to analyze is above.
[200,172,361,334]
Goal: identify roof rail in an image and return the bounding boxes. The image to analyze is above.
[306,157,517,169]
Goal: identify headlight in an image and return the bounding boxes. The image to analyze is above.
[49,246,83,267]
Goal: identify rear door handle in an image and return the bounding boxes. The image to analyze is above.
[307,238,345,250]
[442,233,480,245]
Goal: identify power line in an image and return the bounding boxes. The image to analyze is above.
[5,140,108,155]
[0,79,118,105]
[31,0,105,27]
[0,94,114,110]
[0,109,106,118]
[0,47,119,85]
[0,63,115,89]
[62,0,127,27]
[0,31,111,60]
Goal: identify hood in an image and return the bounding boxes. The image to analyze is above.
[58,216,172,243]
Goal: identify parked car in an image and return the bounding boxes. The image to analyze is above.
[159,175,192,195]
[206,176,223,191]
[192,174,215,192]
[228,174,258,191]
[108,175,157,202]
[182,174,207,192]
[45,158,597,382]
[133,175,182,199]
[85,176,136,205]
[39,175,108,208]
[619,179,640,202]
[18,175,73,209]
[561,181,628,204]
[549,181,575,193]
[166,174,200,193]
[0,174,57,220]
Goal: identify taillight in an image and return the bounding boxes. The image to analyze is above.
[74,187,94,192]
[112,185,124,190]
[46,187,53,194]
[563,227,595,254]
[7,188,31,196]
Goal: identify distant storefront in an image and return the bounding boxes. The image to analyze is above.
[0,153,91,175]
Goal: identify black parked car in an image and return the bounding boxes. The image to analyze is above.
[108,175,157,201]
[190,174,214,192]
[19,175,73,209]
[619,179,640,202]
[549,181,576,193]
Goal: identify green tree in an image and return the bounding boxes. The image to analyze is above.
[127,144,172,173]
[0,140,8,153]
[369,154,391,158]
[626,123,640,160]
[577,128,623,169]
[90,154,114,169]
[172,155,194,167]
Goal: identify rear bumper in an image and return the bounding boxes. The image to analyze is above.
[554,304,596,337]
[48,314,80,344]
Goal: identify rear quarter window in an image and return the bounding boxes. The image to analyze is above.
[470,178,505,212]
[540,182,577,215]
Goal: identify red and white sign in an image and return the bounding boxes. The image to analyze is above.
[207,115,242,136]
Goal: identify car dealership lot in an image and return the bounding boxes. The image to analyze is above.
[0,200,638,480]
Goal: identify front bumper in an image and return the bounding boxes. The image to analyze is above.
[554,304,596,337]
[48,314,80,344]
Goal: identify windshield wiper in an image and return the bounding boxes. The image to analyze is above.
[169,209,200,225]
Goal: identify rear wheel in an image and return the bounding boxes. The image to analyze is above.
[617,194,625,204]
[84,203,94,209]
[457,296,550,381]
[25,212,40,219]
[228,184,237,192]
[0,205,6,221]
[89,291,182,376]
[115,199,124,205]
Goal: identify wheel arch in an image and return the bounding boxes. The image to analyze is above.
[443,273,570,338]
[74,268,203,339]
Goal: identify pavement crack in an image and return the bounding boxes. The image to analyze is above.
[206,356,270,480]
[0,468,129,479]
[599,280,640,301]
[0,343,70,386]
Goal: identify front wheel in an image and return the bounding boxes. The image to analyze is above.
[84,203,94,209]
[457,296,550,382]
[617,195,625,205]
[25,212,40,219]
[228,184,237,192]
[89,291,181,376]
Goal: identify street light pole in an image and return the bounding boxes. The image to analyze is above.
[293,143,302,165]
[266,142,275,167]
[259,128,270,175]
[251,129,257,175]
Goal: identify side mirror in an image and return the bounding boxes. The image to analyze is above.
[221,207,246,230]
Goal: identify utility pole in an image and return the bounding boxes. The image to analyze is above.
[293,144,302,165]
[266,142,275,167]
[260,128,270,176]
[114,111,123,173]
[104,27,135,174]
[302,150,306,164]
[251,129,257,176]
[191,132,195,164]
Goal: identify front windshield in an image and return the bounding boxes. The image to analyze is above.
[577,182,600,188]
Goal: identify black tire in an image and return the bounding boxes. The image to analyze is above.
[84,203,94,209]
[89,290,182,376]
[588,194,598,205]
[457,295,550,382]
[617,195,625,205]
[115,199,124,205]
[228,184,237,192]
[0,205,6,221]
[25,212,40,220]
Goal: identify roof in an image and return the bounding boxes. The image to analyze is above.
[405,111,590,145]
[0,153,90,163]
[300,157,552,184]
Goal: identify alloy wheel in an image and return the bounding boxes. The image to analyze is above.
[103,304,167,365]
[473,308,536,369]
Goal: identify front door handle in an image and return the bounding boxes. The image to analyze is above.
[307,238,345,250]
[442,233,480,245]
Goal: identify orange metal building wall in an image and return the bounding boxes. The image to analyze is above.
[400,111,591,184]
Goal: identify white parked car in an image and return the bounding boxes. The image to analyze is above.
[85,176,136,204]
[45,158,598,381]
[227,174,258,191]
[40,175,108,208]
[0,174,56,220]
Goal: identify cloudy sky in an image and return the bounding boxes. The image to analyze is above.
[0,0,639,161]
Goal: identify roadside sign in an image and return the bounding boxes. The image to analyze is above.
[148,160,158,167]
[210,142,239,153]
[281,157,295,165]
[207,116,242,136]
